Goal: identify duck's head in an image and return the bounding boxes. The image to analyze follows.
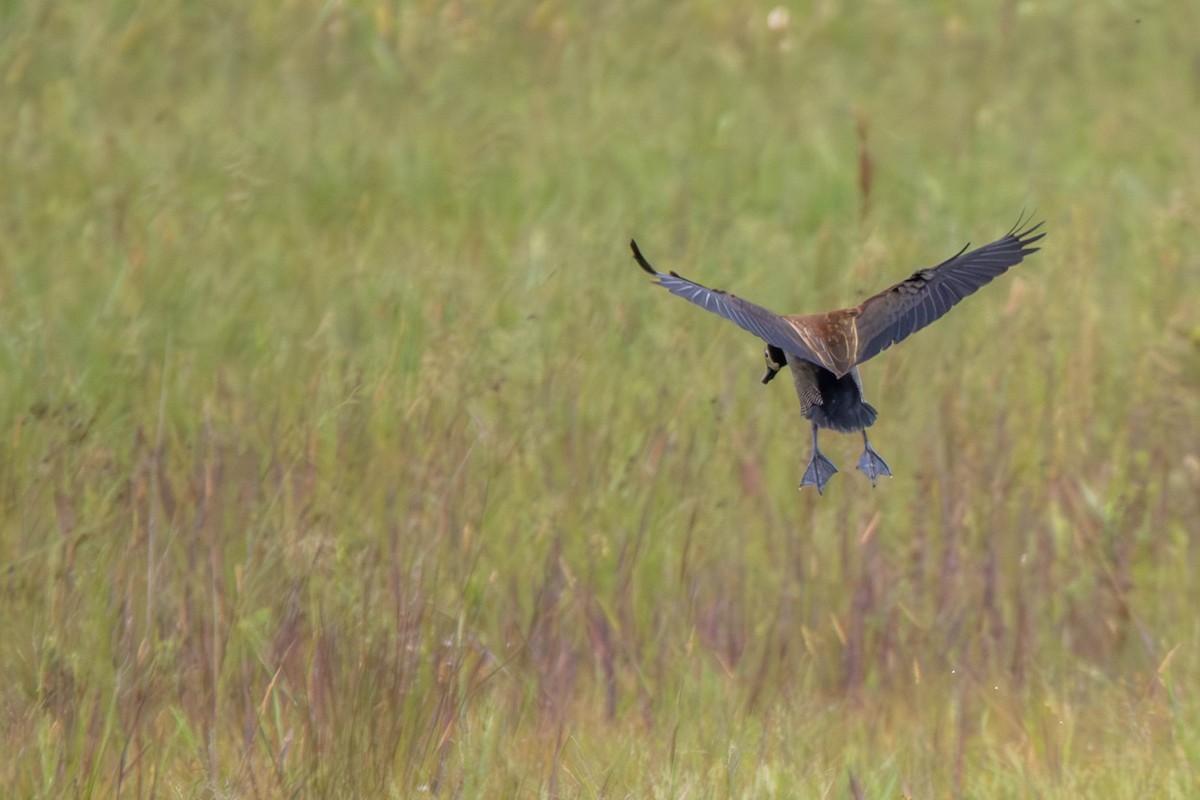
[762,345,787,384]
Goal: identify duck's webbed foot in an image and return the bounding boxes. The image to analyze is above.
[856,433,892,487]
[801,451,839,494]
[800,424,839,494]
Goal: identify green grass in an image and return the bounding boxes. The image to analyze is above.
[3,0,1200,796]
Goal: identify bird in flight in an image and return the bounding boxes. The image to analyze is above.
[631,217,1045,493]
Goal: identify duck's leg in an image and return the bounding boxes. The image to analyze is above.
[800,422,838,494]
[856,431,892,486]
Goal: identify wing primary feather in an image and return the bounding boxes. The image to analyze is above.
[630,239,656,275]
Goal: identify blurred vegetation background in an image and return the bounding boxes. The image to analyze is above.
[2,0,1200,796]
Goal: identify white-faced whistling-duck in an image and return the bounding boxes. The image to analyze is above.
[631,217,1045,494]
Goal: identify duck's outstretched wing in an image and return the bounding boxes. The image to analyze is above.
[851,218,1045,366]
[631,240,826,366]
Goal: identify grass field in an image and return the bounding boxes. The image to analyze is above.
[3,1,1200,797]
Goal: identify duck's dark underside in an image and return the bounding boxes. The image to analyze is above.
[764,345,890,493]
